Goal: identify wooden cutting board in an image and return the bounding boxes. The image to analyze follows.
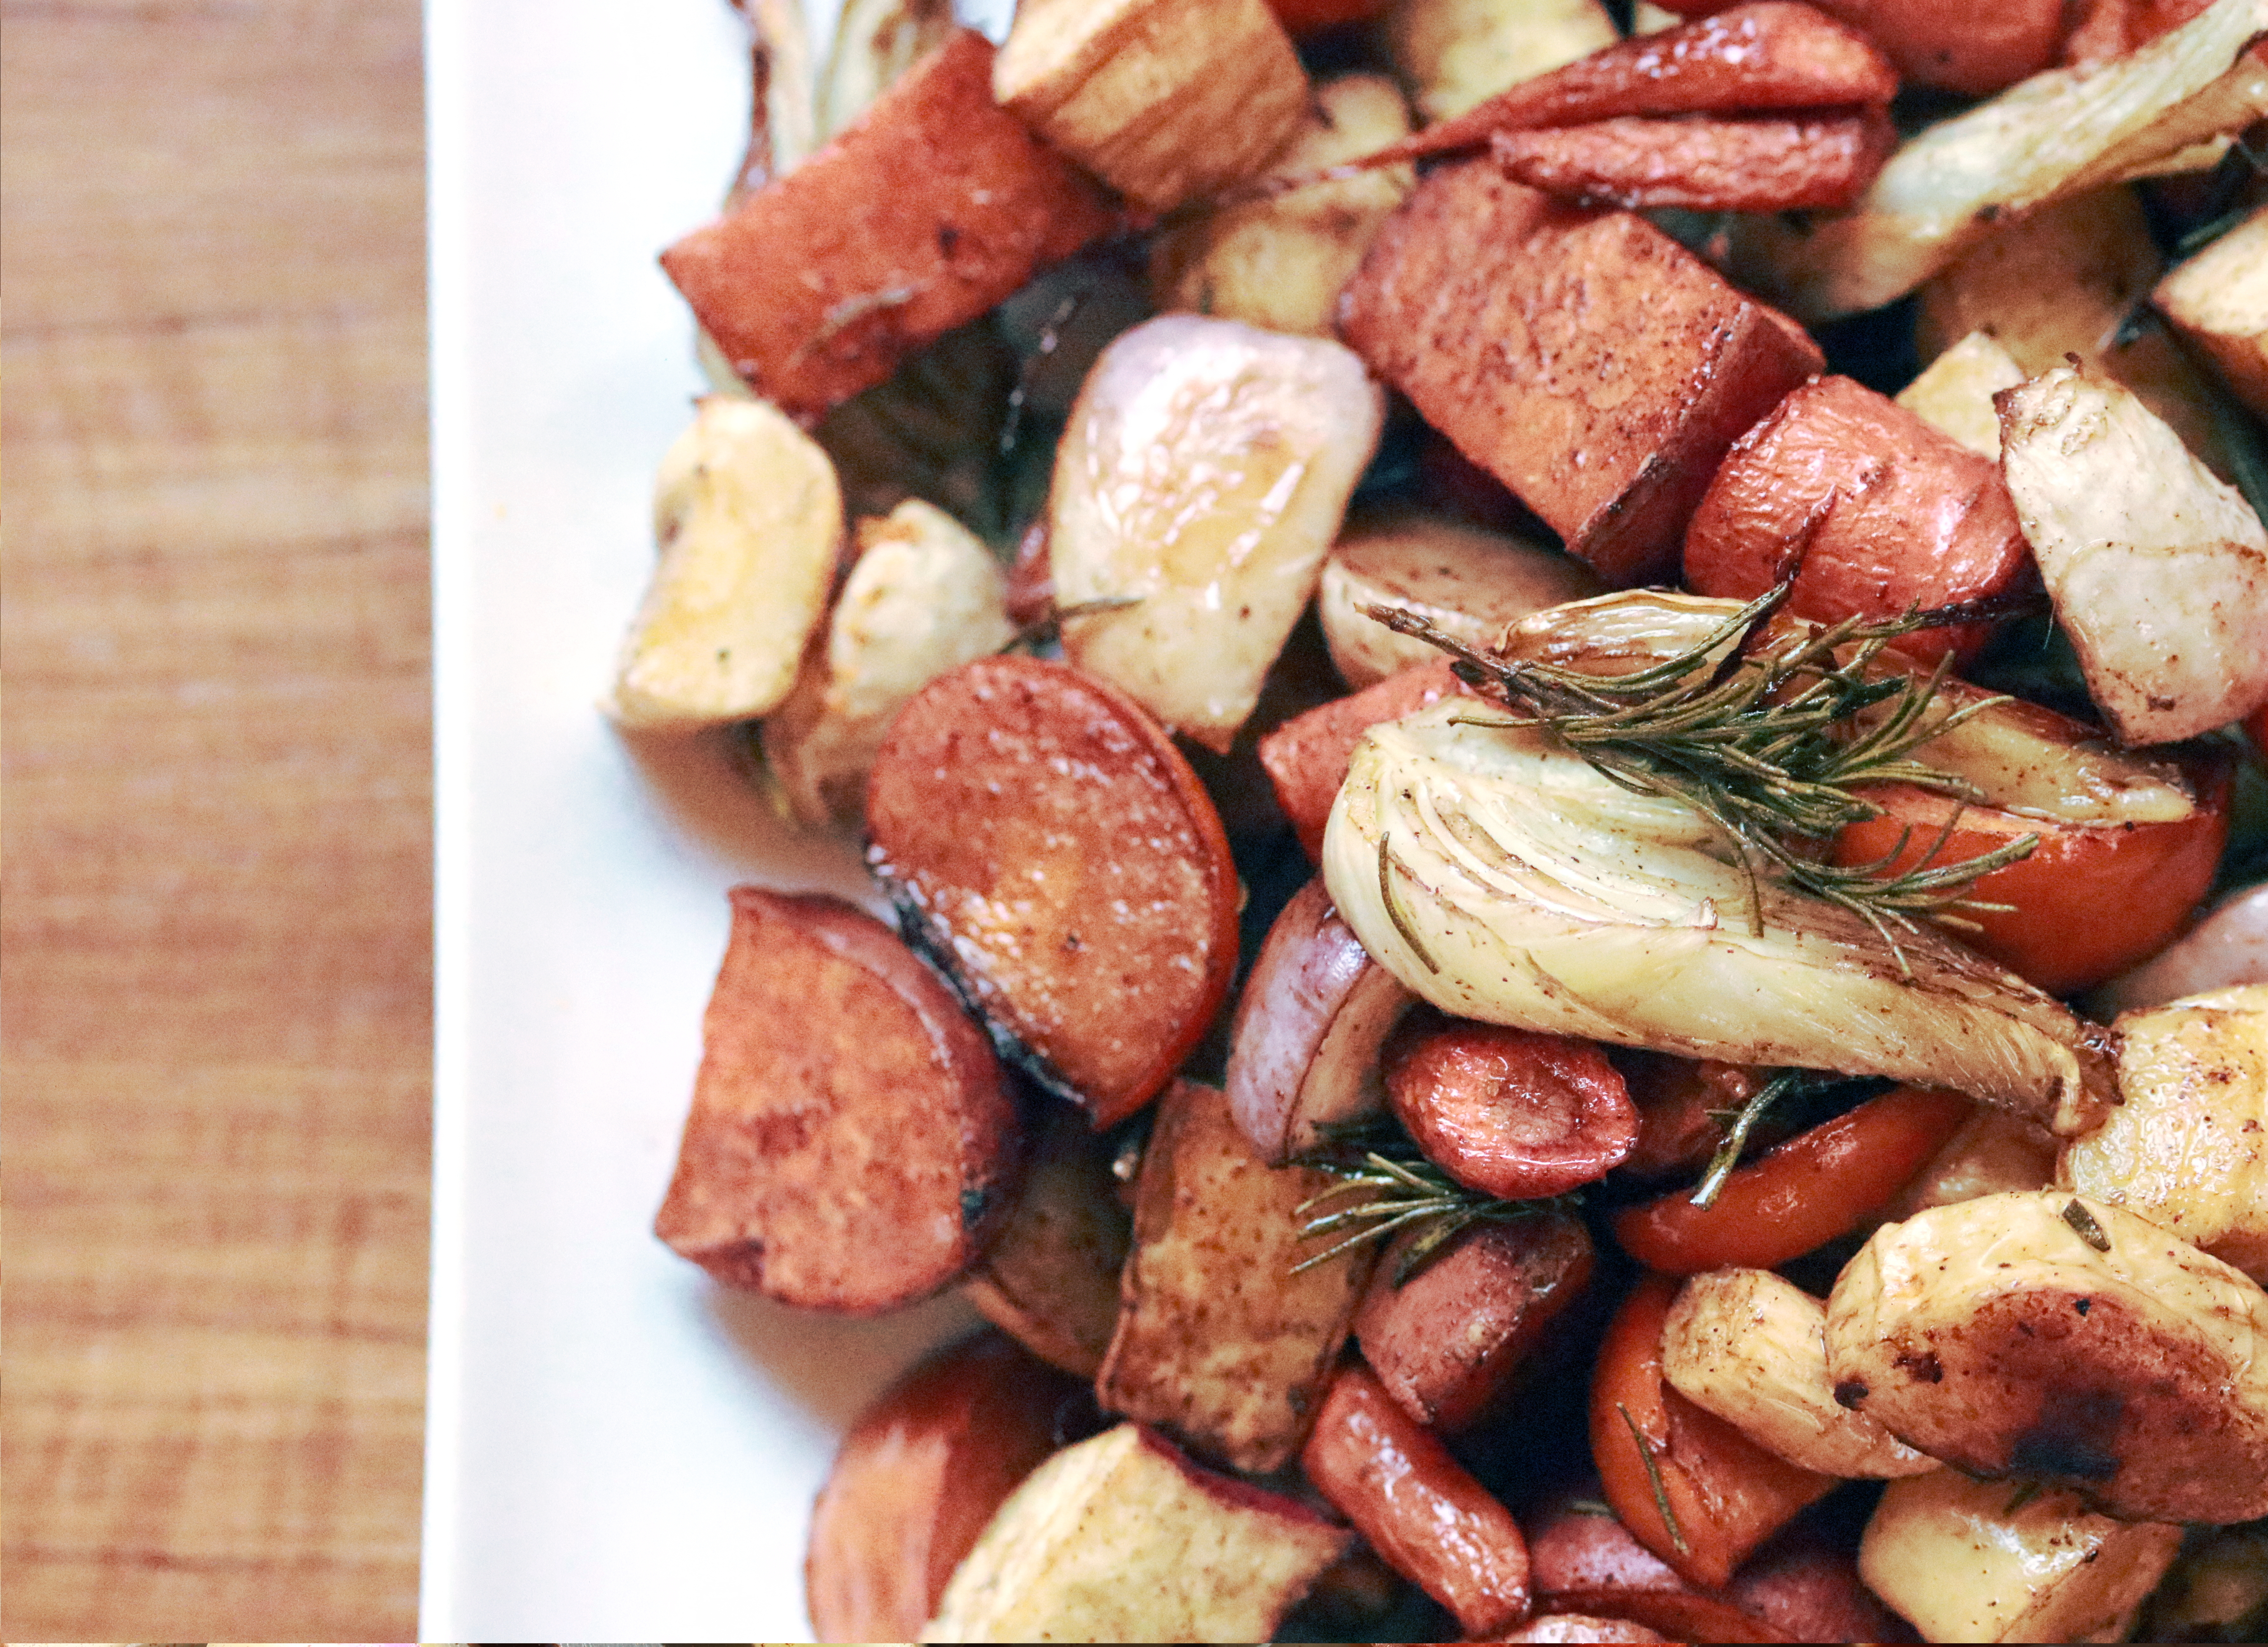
[1,0,432,1637]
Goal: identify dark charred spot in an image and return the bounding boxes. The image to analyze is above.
[1833,1379,1870,1409]
[1895,1349,1944,1384]
[937,223,961,258]
[960,1186,990,1228]
[2009,1388,2125,1482]
[2074,1297,2092,1316]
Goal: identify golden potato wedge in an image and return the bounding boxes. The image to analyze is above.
[1859,1468,2185,1644]
[994,0,1309,213]
[1894,329,2026,458]
[609,396,844,730]
[2158,203,2268,419]
[1998,363,2268,746]
[1661,1268,1937,1479]
[1318,509,1601,688]
[1826,1190,2268,1522]
[961,1099,1133,1380]
[2061,986,2268,1283]
[1050,315,1384,752]
[1386,0,1621,125]
[764,499,1013,828]
[1148,73,1413,339]
[1095,1078,1377,1474]
[920,1421,1349,1642]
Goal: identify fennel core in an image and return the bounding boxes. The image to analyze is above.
[1361,587,2042,966]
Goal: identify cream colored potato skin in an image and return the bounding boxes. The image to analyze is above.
[1860,1468,2184,1643]
[1318,511,1601,688]
[1386,0,1619,124]
[2158,204,2268,419]
[2062,986,2268,1283]
[1662,1268,1937,1478]
[609,396,843,730]
[1998,364,2268,746]
[1826,1190,2268,1522]
[764,499,1012,828]
[1895,329,2025,458]
[1149,74,1413,340]
[1053,315,1383,753]
[920,1422,1348,1642]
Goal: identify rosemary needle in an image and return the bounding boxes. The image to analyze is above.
[1290,1125,1565,1283]
[1620,1402,1690,1556]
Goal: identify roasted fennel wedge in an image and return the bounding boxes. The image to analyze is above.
[1321,700,2115,1134]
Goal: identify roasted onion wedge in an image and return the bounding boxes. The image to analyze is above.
[1320,701,2116,1132]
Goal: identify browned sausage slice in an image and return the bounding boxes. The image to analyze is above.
[805,1329,1086,1642]
[1385,1010,1639,1199]
[1257,659,1463,861]
[865,654,1239,1129]
[653,887,1020,1312]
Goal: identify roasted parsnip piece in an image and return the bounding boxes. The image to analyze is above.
[1828,1190,2268,1522]
[1051,315,1384,752]
[1149,73,1413,339]
[2061,985,2268,1284]
[1885,1105,2059,1219]
[2156,202,2268,419]
[1318,511,1601,689]
[1661,1268,1937,1479]
[1998,363,2268,746]
[1894,329,2026,459]
[764,499,1013,827]
[920,1421,1350,1642]
[1386,0,1621,125]
[1860,1468,2185,1644]
[608,396,844,730]
[1096,1079,1376,1473]
[993,0,1309,213]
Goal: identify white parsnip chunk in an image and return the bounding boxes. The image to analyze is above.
[1826,1190,2268,1522]
[1886,1106,2058,1219]
[1895,330,2026,458]
[920,1421,1349,1643]
[2157,203,2268,419]
[1998,364,2268,746]
[1052,315,1384,752]
[609,396,844,729]
[764,499,1013,828]
[1859,1468,2184,1644]
[1662,1268,1937,1479]
[2062,986,2268,1284]
[1386,0,1620,124]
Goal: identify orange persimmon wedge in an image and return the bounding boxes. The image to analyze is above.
[1613,1086,1974,1275]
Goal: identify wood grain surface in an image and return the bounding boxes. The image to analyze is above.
[2,0,433,1637]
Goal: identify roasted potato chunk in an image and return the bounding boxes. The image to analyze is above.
[2157,202,2268,419]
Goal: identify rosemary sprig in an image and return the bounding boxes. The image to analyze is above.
[1690,1068,1801,1209]
[1365,589,2039,963]
[1290,1124,1567,1284]
[1619,1402,1690,1556]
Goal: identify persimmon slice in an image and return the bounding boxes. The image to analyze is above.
[865,654,1239,1128]
[654,887,1020,1312]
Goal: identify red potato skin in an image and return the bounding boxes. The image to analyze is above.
[1613,1085,1975,1275]
[2065,0,2217,67]
[1493,109,1894,213]
[1259,659,1465,861]
[653,888,1020,1312]
[661,31,1117,419]
[1384,1011,1640,1199]
[1355,1211,1596,1433]
[1682,374,2035,666]
[1590,1274,1837,1591]
[865,655,1240,1130]
[1303,1362,1535,1638]
[1369,2,1897,168]
[1340,162,1823,586]
[1833,753,2233,996]
[805,1330,1082,1641]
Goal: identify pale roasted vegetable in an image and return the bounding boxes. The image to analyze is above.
[1859,1468,2186,1644]
[608,396,844,730]
[2097,881,2268,1010]
[1148,73,1413,339]
[2061,985,2268,1283]
[1826,1190,2268,1523]
[1385,0,1620,124]
[1998,363,2268,746]
[919,1421,1350,1642]
[1318,510,1601,689]
[816,0,955,141]
[1661,1267,1938,1479]
[1884,1105,2058,1219]
[1321,699,2116,1133]
[764,498,1013,827]
[1894,329,2026,458]
[1051,315,1384,752]
[1729,0,2268,318]
[2156,202,2268,420]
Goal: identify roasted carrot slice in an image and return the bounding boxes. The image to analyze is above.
[654,887,1021,1311]
[1612,1085,1974,1275]
[1833,752,2234,997]
[1257,659,1463,861]
[1303,1361,1534,1638]
[865,654,1239,1128]
[1590,1273,1836,1591]
[1492,109,1893,213]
